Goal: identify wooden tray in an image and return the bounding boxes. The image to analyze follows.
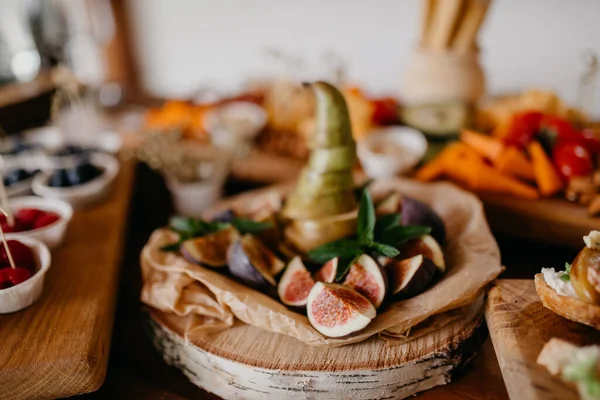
[481,194,597,248]
[148,295,487,400]
[0,159,134,400]
[485,279,600,400]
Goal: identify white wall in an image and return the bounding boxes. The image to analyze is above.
[127,0,600,113]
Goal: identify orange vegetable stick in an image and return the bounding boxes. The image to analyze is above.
[415,142,481,181]
[528,141,563,196]
[494,146,536,181]
[445,158,539,199]
[460,129,505,161]
[415,159,446,181]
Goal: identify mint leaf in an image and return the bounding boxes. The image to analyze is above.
[560,274,570,282]
[169,216,198,234]
[367,241,400,258]
[358,191,375,243]
[335,254,360,282]
[230,218,272,234]
[380,225,431,247]
[308,238,361,264]
[374,213,401,240]
[354,179,373,200]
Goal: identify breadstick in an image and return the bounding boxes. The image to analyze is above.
[429,0,464,51]
[453,0,492,53]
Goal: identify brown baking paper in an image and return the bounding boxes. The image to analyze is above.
[141,178,502,347]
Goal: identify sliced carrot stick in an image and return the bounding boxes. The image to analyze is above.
[415,159,446,181]
[446,159,539,199]
[415,142,481,181]
[460,129,505,161]
[528,141,563,197]
[494,146,536,181]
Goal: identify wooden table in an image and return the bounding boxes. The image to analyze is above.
[73,164,580,400]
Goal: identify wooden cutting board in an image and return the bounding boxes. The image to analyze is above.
[485,279,600,400]
[481,194,598,248]
[0,159,134,400]
[148,295,487,400]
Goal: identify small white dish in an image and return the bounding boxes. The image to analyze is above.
[6,176,34,197]
[6,196,73,249]
[31,152,119,210]
[0,236,52,314]
[23,125,123,154]
[203,101,268,149]
[357,126,428,179]
[167,178,223,218]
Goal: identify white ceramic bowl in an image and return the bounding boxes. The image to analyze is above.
[203,101,268,149]
[6,196,73,249]
[0,236,52,313]
[32,152,120,210]
[357,126,428,179]
[166,178,224,218]
[24,125,123,154]
[6,176,34,197]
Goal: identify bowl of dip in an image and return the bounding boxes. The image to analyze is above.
[357,126,427,178]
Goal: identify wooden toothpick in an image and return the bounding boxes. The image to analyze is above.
[0,208,15,269]
[0,155,14,227]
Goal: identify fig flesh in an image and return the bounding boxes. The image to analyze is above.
[277,257,316,307]
[180,227,240,268]
[388,254,436,299]
[400,197,446,245]
[342,254,387,308]
[313,257,338,283]
[227,234,285,289]
[399,235,445,273]
[307,282,376,338]
[570,247,600,305]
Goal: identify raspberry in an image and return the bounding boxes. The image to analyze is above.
[0,241,35,270]
[33,212,60,229]
[15,208,42,230]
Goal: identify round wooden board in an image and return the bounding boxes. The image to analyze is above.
[480,193,598,248]
[147,296,486,400]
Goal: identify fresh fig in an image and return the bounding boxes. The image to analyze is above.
[399,235,446,273]
[375,192,400,216]
[180,227,240,268]
[307,282,376,338]
[253,213,281,253]
[227,234,285,289]
[400,197,446,245]
[211,209,236,223]
[313,257,338,283]
[388,254,436,299]
[342,254,387,308]
[277,257,316,307]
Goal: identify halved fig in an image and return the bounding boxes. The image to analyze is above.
[375,192,401,215]
[388,254,436,299]
[277,257,316,307]
[254,212,281,252]
[342,254,387,308]
[313,258,338,283]
[399,235,446,273]
[227,234,285,288]
[400,197,446,245]
[307,282,376,338]
[180,227,240,268]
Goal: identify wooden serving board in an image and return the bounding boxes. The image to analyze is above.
[481,193,598,248]
[485,279,600,400]
[0,159,134,400]
[148,296,487,400]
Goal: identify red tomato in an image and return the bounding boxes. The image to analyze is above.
[553,142,594,180]
[503,111,544,148]
[541,115,580,140]
[371,97,400,125]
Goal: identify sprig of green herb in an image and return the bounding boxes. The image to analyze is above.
[563,350,600,397]
[160,215,272,252]
[308,191,428,281]
[560,262,572,282]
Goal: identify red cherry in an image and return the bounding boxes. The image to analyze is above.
[0,241,35,270]
[33,213,60,229]
[6,267,32,285]
[0,221,19,233]
[15,208,42,230]
[0,268,12,289]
